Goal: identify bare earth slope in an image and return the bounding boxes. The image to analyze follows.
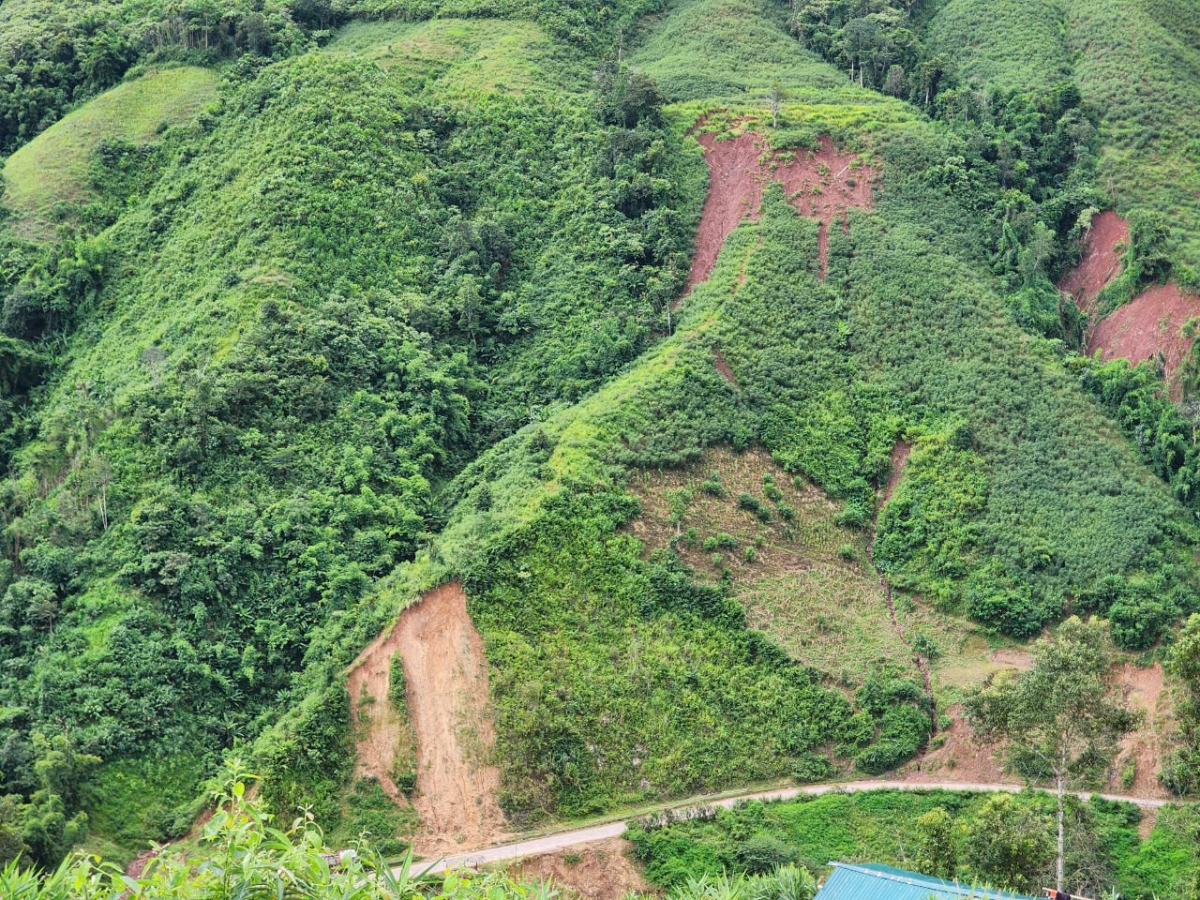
[683,128,875,294]
[348,582,507,853]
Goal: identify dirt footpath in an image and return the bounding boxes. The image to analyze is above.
[348,582,507,853]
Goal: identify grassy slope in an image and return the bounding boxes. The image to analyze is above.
[1069,0,1200,274]
[325,19,585,96]
[631,0,849,100]
[926,0,1072,94]
[0,10,695,862]
[928,0,1200,273]
[2,67,219,239]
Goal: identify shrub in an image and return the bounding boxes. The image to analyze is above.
[737,493,772,522]
[738,833,799,874]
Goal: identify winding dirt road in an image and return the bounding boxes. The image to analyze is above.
[414,779,1169,875]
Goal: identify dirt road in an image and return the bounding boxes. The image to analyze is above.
[413,779,1170,875]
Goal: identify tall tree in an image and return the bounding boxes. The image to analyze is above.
[965,616,1138,891]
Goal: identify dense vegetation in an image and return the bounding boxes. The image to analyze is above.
[1,765,563,899]
[626,789,1200,898]
[2,0,1200,880]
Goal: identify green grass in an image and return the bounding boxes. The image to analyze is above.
[2,67,219,240]
[324,19,584,96]
[631,0,864,101]
[80,753,210,865]
[927,0,1200,275]
[1068,0,1200,277]
[927,0,1072,94]
[628,446,917,682]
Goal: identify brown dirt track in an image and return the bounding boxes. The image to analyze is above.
[682,127,876,295]
[347,582,507,853]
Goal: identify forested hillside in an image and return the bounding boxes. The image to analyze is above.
[3,0,1200,889]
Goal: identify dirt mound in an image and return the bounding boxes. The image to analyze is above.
[1089,281,1200,388]
[347,581,507,853]
[507,838,654,899]
[682,126,876,294]
[1109,663,1168,799]
[1059,210,1129,314]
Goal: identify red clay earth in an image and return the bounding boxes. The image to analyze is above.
[1090,281,1200,387]
[1059,209,1129,315]
[1058,209,1200,393]
[681,127,877,296]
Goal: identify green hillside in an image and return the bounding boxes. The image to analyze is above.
[2,0,1200,890]
[928,0,1200,276]
[2,67,219,240]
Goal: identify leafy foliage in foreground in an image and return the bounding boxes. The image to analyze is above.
[0,766,558,899]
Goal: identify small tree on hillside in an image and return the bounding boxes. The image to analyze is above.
[965,616,1138,892]
[766,83,788,129]
[914,806,956,878]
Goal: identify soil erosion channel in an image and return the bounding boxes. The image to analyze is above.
[347,581,507,853]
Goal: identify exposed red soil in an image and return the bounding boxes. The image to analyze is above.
[507,838,655,899]
[880,440,910,506]
[1059,210,1200,394]
[1059,210,1129,315]
[1089,281,1200,389]
[711,346,738,387]
[905,704,1008,786]
[347,582,507,854]
[1109,662,1168,800]
[681,126,876,297]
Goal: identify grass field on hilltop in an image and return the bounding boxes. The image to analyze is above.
[2,67,219,239]
[325,19,584,95]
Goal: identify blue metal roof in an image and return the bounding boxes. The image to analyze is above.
[816,863,1039,900]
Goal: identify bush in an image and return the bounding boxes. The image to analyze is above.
[738,833,799,874]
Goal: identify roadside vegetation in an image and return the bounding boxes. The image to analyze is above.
[627,789,1200,898]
